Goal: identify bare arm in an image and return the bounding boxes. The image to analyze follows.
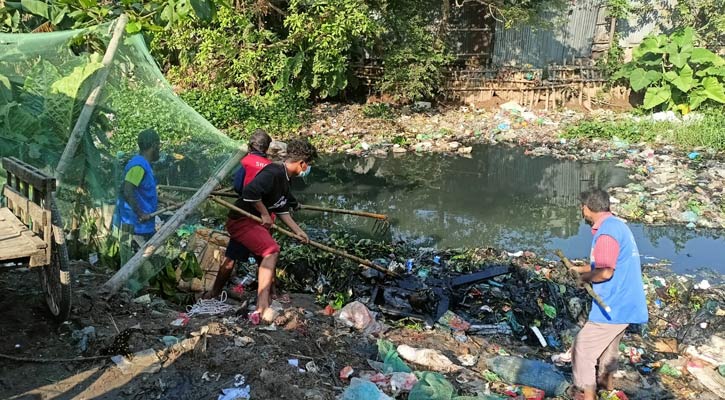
[277,213,309,243]
[579,267,614,283]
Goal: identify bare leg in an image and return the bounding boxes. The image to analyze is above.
[205,257,234,299]
[256,252,279,315]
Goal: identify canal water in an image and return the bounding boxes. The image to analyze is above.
[293,145,725,275]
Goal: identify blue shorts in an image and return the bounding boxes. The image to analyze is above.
[225,238,251,261]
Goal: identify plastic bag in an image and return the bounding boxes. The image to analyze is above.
[377,339,412,373]
[340,378,393,400]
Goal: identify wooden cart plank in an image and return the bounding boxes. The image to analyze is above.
[0,208,47,263]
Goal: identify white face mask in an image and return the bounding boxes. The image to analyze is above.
[299,165,311,178]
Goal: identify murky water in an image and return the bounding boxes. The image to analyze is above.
[293,145,725,275]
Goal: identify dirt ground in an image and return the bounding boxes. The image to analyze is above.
[0,261,372,400]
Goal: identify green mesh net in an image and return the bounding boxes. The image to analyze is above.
[0,20,241,293]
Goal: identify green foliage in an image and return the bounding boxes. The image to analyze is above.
[159,1,379,99]
[106,82,197,152]
[0,51,113,197]
[284,0,380,99]
[673,0,725,50]
[361,103,396,119]
[149,250,202,301]
[0,0,223,33]
[494,0,567,28]
[155,5,283,92]
[612,27,725,112]
[180,87,308,139]
[597,32,624,78]
[375,0,453,102]
[606,0,632,19]
[665,107,725,150]
[562,118,659,143]
[563,108,725,151]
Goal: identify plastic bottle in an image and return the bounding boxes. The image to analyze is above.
[487,355,570,397]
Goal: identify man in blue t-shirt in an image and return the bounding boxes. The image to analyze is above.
[114,129,161,289]
[568,189,648,400]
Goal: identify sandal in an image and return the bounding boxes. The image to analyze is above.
[249,310,261,325]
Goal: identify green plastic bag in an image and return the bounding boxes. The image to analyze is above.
[542,303,557,319]
[377,339,412,373]
[409,372,505,400]
[409,372,455,400]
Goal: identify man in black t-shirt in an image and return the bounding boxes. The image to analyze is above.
[225,139,317,323]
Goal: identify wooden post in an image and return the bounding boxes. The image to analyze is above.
[101,146,246,295]
[55,14,129,183]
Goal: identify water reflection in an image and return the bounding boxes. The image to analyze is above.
[293,145,725,274]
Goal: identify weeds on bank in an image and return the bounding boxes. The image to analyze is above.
[563,108,725,151]
[362,103,397,120]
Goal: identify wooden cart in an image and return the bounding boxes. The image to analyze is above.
[0,157,71,321]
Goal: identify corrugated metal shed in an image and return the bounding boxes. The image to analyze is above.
[492,0,603,67]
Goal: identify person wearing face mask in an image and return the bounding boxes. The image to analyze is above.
[226,138,317,323]
[568,188,648,400]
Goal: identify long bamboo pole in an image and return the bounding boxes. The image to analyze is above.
[55,14,129,183]
[147,201,186,218]
[555,250,611,313]
[299,205,388,221]
[158,184,389,221]
[102,146,246,294]
[210,197,398,278]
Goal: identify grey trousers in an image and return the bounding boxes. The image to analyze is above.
[572,321,628,390]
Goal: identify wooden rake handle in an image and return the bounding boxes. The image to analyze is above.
[159,184,390,221]
[210,197,398,278]
[555,250,612,313]
[299,204,389,221]
[147,201,186,219]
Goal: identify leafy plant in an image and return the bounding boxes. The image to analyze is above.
[149,250,202,301]
[562,118,659,143]
[672,0,725,51]
[361,103,396,120]
[0,0,223,34]
[564,108,725,151]
[375,0,453,102]
[597,32,624,78]
[181,88,308,139]
[612,27,725,112]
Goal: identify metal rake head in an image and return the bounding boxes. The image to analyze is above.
[372,217,391,236]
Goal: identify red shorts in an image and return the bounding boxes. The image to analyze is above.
[226,217,280,257]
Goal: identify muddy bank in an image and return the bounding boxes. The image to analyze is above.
[1,238,723,399]
[299,103,725,229]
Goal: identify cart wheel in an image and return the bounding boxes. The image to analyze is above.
[38,196,72,321]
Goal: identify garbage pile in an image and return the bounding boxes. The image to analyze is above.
[324,246,725,399]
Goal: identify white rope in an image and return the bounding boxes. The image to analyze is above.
[186,291,235,317]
